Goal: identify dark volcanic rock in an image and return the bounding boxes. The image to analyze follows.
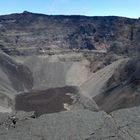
[15,86,79,116]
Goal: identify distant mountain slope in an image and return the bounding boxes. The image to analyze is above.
[0,11,139,56]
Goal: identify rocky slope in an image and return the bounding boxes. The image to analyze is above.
[0,11,139,56]
[0,12,140,140]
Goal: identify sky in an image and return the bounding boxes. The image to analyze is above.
[0,0,139,18]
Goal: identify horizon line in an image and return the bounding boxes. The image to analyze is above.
[0,11,139,20]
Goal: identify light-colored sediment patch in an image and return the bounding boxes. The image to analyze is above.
[0,106,12,113]
[63,103,71,111]
[66,59,91,86]
[66,93,78,103]
[80,59,129,98]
